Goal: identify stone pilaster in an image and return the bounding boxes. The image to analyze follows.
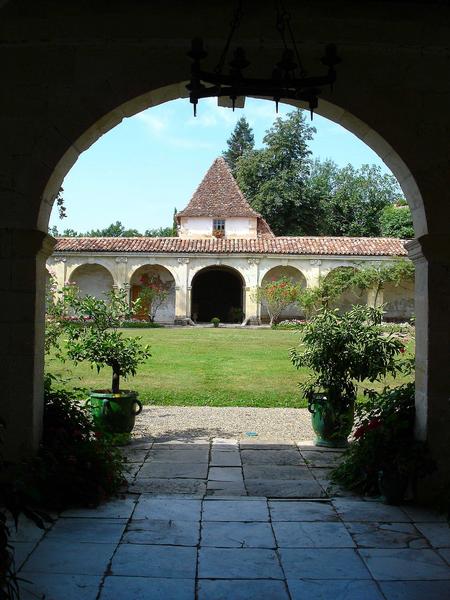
[0,229,56,459]
[406,234,450,501]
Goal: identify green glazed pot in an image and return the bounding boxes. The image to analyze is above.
[86,390,142,433]
[307,391,355,448]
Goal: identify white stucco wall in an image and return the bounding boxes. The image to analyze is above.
[178,216,257,239]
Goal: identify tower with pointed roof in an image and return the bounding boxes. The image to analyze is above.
[176,157,274,240]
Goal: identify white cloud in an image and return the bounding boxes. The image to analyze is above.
[136,111,169,134]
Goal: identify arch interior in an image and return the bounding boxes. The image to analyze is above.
[191,266,244,323]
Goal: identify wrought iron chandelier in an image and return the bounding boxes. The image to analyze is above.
[187,0,340,118]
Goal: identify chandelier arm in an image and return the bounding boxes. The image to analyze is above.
[214,0,244,75]
[197,70,335,90]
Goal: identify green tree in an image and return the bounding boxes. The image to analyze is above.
[236,110,319,235]
[144,226,176,237]
[222,116,255,175]
[380,203,414,239]
[85,221,143,237]
[308,160,404,236]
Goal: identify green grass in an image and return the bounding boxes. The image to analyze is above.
[46,328,414,408]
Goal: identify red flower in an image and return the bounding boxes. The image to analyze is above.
[399,346,405,354]
[354,417,382,440]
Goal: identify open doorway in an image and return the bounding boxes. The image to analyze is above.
[191,266,244,323]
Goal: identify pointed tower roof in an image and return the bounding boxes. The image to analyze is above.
[177,157,260,219]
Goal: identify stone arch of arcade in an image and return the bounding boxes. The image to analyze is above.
[129,264,176,323]
[67,263,115,299]
[260,265,307,322]
[191,265,245,323]
[1,2,449,500]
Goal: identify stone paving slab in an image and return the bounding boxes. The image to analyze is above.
[45,518,127,544]
[210,450,242,466]
[208,466,244,482]
[245,479,326,498]
[359,548,450,580]
[198,547,284,579]
[202,499,269,522]
[111,544,197,578]
[20,573,102,600]
[100,576,195,600]
[206,480,247,496]
[240,449,305,465]
[133,497,202,521]
[332,498,411,522]
[129,478,207,495]
[243,465,314,480]
[345,522,429,549]
[138,461,208,479]
[269,500,338,522]
[279,548,372,580]
[21,540,117,575]
[123,519,200,546]
[201,521,276,548]
[272,521,355,548]
[379,580,450,600]
[414,522,450,547]
[287,579,385,600]
[61,496,137,519]
[198,579,289,599]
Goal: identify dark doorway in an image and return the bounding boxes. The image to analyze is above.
[191,267,244,323]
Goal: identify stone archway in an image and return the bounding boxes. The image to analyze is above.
[2,3,449,499]
[129,264,176,323]
[68,263,115,300]
[260,266,307,323]
[191,266,244,323]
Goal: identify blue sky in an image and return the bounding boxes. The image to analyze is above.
[51,97,392,233]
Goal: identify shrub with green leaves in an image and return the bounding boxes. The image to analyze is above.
[331,382,434,495]
[36,380,126,507]
[51,285,151,394]
[290,305,405,406]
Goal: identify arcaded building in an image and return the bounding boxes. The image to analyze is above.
[48,158,413,324]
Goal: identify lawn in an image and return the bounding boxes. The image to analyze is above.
[46,327,414,408]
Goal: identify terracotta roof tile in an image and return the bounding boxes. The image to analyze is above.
[177,157,260,219]
[54,236,408,257]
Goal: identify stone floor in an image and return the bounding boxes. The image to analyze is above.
[13,438,450,599]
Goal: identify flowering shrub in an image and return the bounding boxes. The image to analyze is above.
[138,274,172,322]
[254,277,301,326]
[331,382,434,496]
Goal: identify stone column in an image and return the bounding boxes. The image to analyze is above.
[406,235,450,500]
[115,256,128,288]
[246,258,260,324]
[175,258,190,321]
[0,229,56,459]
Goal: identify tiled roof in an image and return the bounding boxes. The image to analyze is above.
[54,236,408,257]
[177,157,260,219]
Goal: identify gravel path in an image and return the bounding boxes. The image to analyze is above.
[133,405,314,442]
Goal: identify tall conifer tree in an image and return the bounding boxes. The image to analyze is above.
[222,117,255,175]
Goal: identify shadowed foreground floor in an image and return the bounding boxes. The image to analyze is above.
[14,437,450,600]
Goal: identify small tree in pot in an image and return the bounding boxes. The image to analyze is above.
[54,284,151,433]
[289,305,404,447]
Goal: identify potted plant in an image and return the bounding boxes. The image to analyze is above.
[289,305,403,447]
[211,317,220,328]
[57,284,151,434]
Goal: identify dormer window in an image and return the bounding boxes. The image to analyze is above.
[213,219,225,232]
